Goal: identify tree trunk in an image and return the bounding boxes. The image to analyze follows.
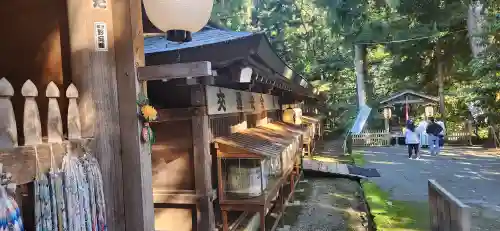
[354,44,367,109]
[436,42,446,119]
[467,1,485,57]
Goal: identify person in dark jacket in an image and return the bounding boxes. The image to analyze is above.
[426,117,443,156]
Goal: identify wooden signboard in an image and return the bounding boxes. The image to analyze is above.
[206,86,278,115]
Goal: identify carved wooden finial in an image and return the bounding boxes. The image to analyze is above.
[45,81,60,98]
[21,79,38,97]
[66,84,79,98]
[46,82,63,143]
[0,78,17,148]
[22,80,42,145]
[66,83,81,139]
[0,78,14,97]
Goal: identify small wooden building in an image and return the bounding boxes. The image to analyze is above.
[142,25,322,230]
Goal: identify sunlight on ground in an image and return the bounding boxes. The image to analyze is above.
[311,156,340,163]
[362,181,429,231]
[370,160,404,165]
[354,151,429,231]
[352,152,366,166]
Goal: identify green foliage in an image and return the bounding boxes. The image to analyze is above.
[211,0,499,132]
[362,180,430,230]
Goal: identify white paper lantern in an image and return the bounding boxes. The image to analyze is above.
[143,0,214,42]
[425,105,434,117]
[383,107,392,119]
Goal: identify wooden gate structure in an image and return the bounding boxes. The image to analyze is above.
[143,25,324,231]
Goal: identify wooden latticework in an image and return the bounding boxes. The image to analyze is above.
[351,130,390,147]
[209,113,246,142]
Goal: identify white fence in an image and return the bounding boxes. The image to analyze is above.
[351,129,390,147]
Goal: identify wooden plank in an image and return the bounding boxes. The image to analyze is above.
[190,85,216,231]
[428,179,471,231]
[65,0,127,229]
[138,61,212,81]
[111,0,154,230]
[0,140,87,184]
[152,189,217,204]
[154,107,206,123]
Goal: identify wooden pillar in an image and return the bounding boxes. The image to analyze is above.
[112,0,154,230]
[66,0,154,230]
[467,119,473,146]
[191,85,216,231]
[65,1,126,230]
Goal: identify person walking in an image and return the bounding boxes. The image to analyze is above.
[436,119,446,149]
[405,120,420,159]
[426,117,444,156]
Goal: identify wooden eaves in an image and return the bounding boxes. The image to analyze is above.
[142,24,317,99]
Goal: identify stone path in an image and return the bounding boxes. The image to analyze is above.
[360,146,500,230]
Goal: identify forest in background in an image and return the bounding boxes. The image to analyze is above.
[210,0,499,138]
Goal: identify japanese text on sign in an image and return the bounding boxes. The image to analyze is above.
[94,22,108,51]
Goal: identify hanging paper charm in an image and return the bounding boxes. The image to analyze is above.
[137,94,158,148]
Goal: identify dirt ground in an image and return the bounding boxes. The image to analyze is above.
[278,140,371,231]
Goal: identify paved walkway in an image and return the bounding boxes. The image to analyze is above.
[360,146,500,230]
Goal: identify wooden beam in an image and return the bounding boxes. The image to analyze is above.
[0,140,89,185]
[138,61,212,81]
[153,189,216,204]
[112,0,154,230]
[190,85,216,230]
[154,107,206,123]
[65,0,126,229]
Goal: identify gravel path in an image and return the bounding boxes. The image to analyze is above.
[360,146,500,230]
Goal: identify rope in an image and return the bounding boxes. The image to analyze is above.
[35,146,52,231]
[81,150,107,231]
[62,145,91,231]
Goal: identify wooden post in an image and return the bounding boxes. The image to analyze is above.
[112,0,154,230]
[191,85,216,231]
[65,0,126,230]
[65,0,153,230]
[467,120,473,146]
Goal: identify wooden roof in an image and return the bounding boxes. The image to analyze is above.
[214,122,305,157]
[144,26,316,98]
[380,90,439,106]
[262,122,308,136]
[215,132,285,157]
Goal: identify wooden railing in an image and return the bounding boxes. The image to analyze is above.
[428,179,471,231]
[351,130,391,147]
[0,78,85,184]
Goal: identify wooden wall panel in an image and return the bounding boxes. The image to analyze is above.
[154,207,195,231]
[151,121,194,190]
